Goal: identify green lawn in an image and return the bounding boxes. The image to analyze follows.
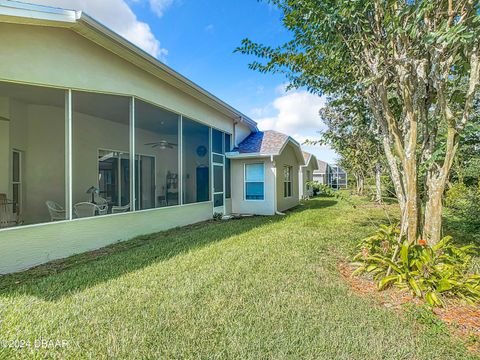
[0,198,476,359]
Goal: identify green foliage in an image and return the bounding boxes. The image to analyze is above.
[307,181,335,197]
[445,183,480,232]
[315,96,383,190]
[236,0,480,244]
[403,303,449,337]
[452,110,480,186]
[352,225,480,306]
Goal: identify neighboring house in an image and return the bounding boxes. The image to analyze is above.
[313,160,328,185]
[313,160,348,190]
[0,1,307,273]
[299,152,318,199]
[227,130,305,215]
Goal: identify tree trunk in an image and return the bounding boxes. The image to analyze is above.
[355,173,364,195]
[423,177,444,245]
[404,157,419,244]
[375,162,382,203]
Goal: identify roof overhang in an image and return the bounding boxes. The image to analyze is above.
[226,152,272,160]
[0,0,258,132]
[227,137,305,166]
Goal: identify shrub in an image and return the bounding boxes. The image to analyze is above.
[352,225,480,306]
[307,181,336,197]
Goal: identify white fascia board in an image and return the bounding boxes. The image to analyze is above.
[0,1,79,23]
[226,152,275,159]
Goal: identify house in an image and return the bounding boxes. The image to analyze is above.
[299,152,318,199]
[313,160,348,190]
[313,160,328,185]
[0,1,307,273]
[227,130,305,215]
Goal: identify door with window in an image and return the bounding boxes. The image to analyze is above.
[212,129,225,215]
[212,154,225,215]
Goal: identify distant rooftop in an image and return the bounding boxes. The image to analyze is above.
[315,160,328,173]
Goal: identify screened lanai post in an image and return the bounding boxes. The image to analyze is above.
[129,96,135,212]
[209,127,212,202]
[65,89,72,220]
[178,115,183,205]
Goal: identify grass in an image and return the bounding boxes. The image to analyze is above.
[0,197,476,359]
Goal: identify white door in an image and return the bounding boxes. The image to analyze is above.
[212,153,225,215]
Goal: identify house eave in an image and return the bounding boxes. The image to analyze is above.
[226,152,274,159]
[0,1,258,132]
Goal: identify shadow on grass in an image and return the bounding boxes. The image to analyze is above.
[288,199,338,213]
[0,198,337,301]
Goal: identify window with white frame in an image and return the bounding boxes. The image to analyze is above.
[245,163,264,200]
[284,166,293,197]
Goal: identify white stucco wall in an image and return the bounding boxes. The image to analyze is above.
[299,158,316,199]
[275,144,301,212]
[230,158,276,216]
[0,202,212,274]
[235,123,252,147]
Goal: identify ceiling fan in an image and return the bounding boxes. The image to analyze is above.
[144,140,178,149]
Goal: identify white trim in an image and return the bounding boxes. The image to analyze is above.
[129,96,136,211]
[212,149,225,214]
[244,162,265,202]
[0,200,211,234]
[0,0,79,23]
[65,89,72,220]
[226,152,272,159]
[178,115,183,205]
[283,165,293,198]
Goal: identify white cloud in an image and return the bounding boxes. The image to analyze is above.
[23,0,168,60]
[148,0,174,17]
[250,89,339,163]
[254,90,327,137]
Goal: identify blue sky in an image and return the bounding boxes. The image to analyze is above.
[26,0,338,163]
[128,0,291,111]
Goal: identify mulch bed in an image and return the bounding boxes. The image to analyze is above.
[339,262,480,353]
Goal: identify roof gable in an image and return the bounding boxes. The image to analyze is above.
[302,152,318,170]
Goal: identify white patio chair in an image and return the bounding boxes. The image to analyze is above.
[74,202,98,218]
[94,195,109,216]
[0,193,22,228]
[111,203,130,214]
[46,200,66,221]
